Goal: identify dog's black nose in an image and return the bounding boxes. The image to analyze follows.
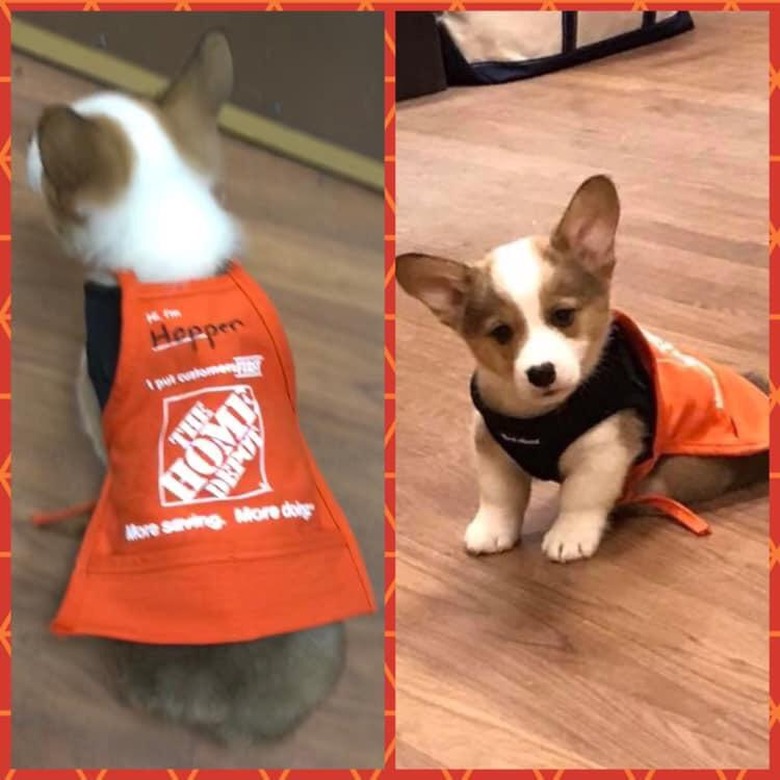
[526,362,556,388]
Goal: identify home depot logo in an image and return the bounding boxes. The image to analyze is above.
[158,384,272,506]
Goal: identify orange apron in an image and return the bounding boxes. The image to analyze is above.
[48,262,376,644]
[614,311,768,534]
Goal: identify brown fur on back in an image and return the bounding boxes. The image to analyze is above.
[636,369,769,505]
[742,370,769,394]
[110,623,345,743]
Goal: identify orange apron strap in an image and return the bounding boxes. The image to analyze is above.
[626,494,711,536]
[31,500,97,527]
[114,269,139,288]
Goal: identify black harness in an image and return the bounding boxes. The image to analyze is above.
[84,282,121,411]
[471,321,656,482]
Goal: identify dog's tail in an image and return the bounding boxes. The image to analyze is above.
[742,370,770,395]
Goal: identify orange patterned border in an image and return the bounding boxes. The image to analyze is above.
[1,2,777,778]
[384,8,397,772]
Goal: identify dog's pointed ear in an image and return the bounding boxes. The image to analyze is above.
[36,105,130,210]
[551,175,620,275]
[396,252,472,328]
[157,31,233,177]
[159,30,234,122]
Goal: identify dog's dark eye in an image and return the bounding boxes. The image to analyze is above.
[488,324,513,345]
[550,307,576,328]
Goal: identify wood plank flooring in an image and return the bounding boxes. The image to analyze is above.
[11,53,384,769]
[395,11,769,769]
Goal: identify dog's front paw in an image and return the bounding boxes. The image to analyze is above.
[542,512,606,563]
[464,509,522,556]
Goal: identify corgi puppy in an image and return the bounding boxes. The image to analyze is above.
[26,32,344,742]
[397,175,768,562]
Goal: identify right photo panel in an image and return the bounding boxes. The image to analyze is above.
[394,10,768,769]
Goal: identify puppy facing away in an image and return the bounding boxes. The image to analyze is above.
[397,175,768,563]
[25,32,350,743]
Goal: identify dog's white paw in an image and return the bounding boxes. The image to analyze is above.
[464,510,521,555]
[542,512,606,563]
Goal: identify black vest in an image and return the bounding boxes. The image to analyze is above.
[84,282,121,411]
[471,321,656,482]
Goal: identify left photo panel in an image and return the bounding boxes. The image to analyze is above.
[10,12,384,769]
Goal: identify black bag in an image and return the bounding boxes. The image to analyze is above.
[440,11,694,86]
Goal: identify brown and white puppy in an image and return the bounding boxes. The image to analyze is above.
[26,32,344,743]
[397,175,767,562]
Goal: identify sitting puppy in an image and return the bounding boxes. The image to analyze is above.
[397,175,768,562]
[26,32,374,742]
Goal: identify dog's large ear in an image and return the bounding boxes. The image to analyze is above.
[396,252,472,329]
[551,175,620,276]
[35,105,131,212]
[158,30,233,175]
[159,30,233,121]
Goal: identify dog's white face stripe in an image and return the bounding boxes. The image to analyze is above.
[491,238,543,325]
[490,237,584,394]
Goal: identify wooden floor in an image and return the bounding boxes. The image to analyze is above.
[11,54,384,768]
[396,12,769,769]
